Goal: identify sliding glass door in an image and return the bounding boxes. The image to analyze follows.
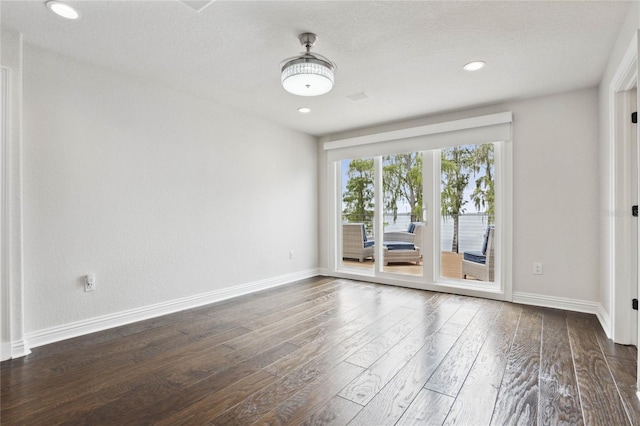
[338,151,429,278]
[335,142,504,294]
[439,143,496,284]
[380,152,424,277]
[339,157,375,272]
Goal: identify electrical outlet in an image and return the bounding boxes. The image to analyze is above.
[85,273,96,292]
[533,263,543,275]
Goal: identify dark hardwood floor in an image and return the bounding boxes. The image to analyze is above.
[2,276,639,425]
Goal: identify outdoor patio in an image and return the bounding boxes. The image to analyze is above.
[342,251,465,279]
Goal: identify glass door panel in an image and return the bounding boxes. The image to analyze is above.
[340,158,375,272]
[440,143,495,283]
[381,152,423,276]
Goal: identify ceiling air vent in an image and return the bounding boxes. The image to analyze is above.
[179,0,214,13]
[347,92,369,102]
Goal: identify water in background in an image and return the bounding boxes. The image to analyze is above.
[384,213,491,253]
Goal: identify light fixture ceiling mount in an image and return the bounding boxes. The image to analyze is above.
[280,33,336,97]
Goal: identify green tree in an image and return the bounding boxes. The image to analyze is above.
[383,153,423,223]
[470,144,495,224]
[441,146,472,253]
[342,158,375,231]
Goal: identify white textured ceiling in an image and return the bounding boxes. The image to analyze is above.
[1,0,634,136]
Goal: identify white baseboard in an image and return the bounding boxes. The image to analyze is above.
[512,291,600,314]
[25,268,320,351]
[10,339,31,359]
[596,303,612,339]
[1,341,11,361]
[512,291,610,334]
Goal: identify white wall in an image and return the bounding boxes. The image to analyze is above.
[599,2,640,341]
[20,43,318,337]
[511,90,599,301]
[319,87,600,305]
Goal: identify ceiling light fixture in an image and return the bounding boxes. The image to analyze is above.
[463,61,486,71]
[46,1,81,19]
[281,33,336,97]
[297,107,311,114]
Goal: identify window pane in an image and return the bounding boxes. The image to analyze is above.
[440,143,495,282]
[340,158,375,272]
[381,152,423,276]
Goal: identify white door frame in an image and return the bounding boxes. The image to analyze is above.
[1,67,10,360]
[608,33,638,347]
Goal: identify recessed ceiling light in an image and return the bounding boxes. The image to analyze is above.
[46,1,81,20]
[463,61,486,72]
[297,107,311,114]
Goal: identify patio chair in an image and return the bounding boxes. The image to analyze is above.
[383,222,424,245]
[462,226,495,281]
[342,223,374,262]
[382,222,423,265]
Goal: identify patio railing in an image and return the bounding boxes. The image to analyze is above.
[343,212,492,254]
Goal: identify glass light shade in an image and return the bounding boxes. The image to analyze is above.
[281,59,334,96]
[46,1,81,19]
[463,61,486,71]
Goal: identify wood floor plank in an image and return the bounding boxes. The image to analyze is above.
[223,302,355,352]
[302,396,363,426]
[1,324,252,422]
[209,306,416,425]
[265,306,415,378]
[224,309,364,367]
[607,355,640,426]
[589,310,638,362]
[339,325,441,406]
[446,300,483,326]
[242,284,357,331]
[155,370,279,426]
[165,341,299,388]
[205,307,413,424]
[348,331,459,425]
[287,305,378,349]
[489,308,541,426]
[196,278,343,326]
[567,312,629,426]
[73,342,301,425]
[339,298,462,405]
[6,339,295,425]
[396,388,455,426]
[436,300,481,337]
[342,313,424,369]
[537,308,583,426]
[251,361,364,425]
[1,318,188,391]
[443,303,521,425]
[344,293,449,368]
[424,299,504,397]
